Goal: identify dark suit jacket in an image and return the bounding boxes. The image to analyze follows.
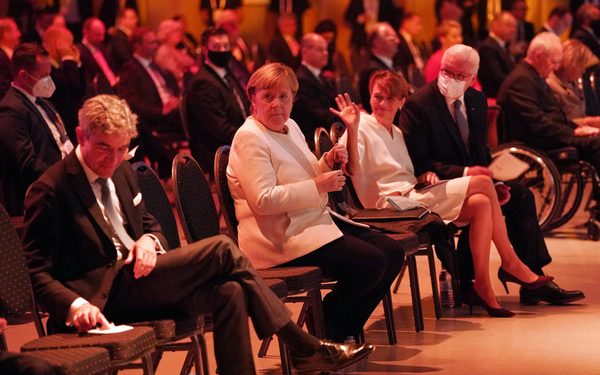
[0,49,12,100]
[118,57,180,132]
[0,87,63,216]
[358,54,392,111]
[477,36,516,98]
[21,153,165,326]
[185,64,247,172]
[267,33,300,70]
[517,20,535,43]
[394,33,426,88]
[291,64,338,149]
[399,81,490,179]
[49,60,86,142]
[77,42,118,98]
[108,28,132,71]
[344,0,404,48]
[497,61,577,149]
[573,27,600,59]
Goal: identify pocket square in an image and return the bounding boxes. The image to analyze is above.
[133,192,142,206]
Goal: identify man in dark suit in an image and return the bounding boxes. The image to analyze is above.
[20,94,373,375]
[395,12,427,89]
[358,22,401,111]
[0,43,74,217]
[540,6,572,36]
[509,0,534,45]
[478,12,517,99]
[108,8,138,71]
[268,13,301,70]
[119,27,183,178]
[185,27,249,174]
[291,33,338,150]
[572,4,600,59]
[401,44,585,305]
[78,17,118,97]
[0,17,21,99]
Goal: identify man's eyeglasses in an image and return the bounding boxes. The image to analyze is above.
[440,68,472,82]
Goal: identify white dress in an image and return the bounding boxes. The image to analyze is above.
[340,112,471,223]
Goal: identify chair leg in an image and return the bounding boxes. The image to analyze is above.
[427,246,442,319]
[308,290,326,339]
[393,262,408,294]
[179,351,193,375]
[197,333,210,375]
[407,254,424,332]
[141,352,155,375]
[191,335,206,375]
[258,336,273,357]
[382,289,397,344]
[278,338,293,375]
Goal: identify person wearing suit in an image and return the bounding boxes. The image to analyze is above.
[185,27,249,174]
[402,42,585,306]
[0,43,74,217]
[118,28,183,178]
[540,6,572,36]
[358,22,401,112]
[78,17,118,97]
[572,4,600,59]
[268,13,300,70]
[395,12,427,89]
[508,0,533,60]
[20,94,373,375]
[228,63,405,342]
[0,18,21,99]
[199,0,242,26]
[290,33,338,150]
[477,12,517,99]
[108,8,138,71]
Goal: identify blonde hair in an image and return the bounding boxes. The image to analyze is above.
[78,95,138,138]
[247,62,299,100]
[156,19,182,43]
[560,39,597,71]
[435,20,461,39]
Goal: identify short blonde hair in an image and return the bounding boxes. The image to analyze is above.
[156,19,182,43]
[246,62,299,99]
[560,39,596,71]
[78,95,138,138]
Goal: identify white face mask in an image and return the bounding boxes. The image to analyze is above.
[437,74,466,100]
[26,71,56,98]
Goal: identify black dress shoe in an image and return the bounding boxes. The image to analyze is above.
[291,340,374,372]
[520,281,585,305]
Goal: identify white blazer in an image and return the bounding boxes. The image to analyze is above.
[227,116,343,269]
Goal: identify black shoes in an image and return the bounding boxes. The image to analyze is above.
[464,287,515,318]
[520,281,585,305]
[291,340,374,372]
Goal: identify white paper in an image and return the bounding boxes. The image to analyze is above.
[88,323,134,335]
[327,207,371,228]
[488,153,530,181]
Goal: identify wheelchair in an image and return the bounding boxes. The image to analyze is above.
[489,105,600,240]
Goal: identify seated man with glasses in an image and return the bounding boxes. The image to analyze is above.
[399,43,584,306]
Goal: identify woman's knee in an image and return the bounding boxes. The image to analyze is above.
[464,193,492,215]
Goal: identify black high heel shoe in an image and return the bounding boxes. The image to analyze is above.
[498,268,554,294]
[465,287,515,318]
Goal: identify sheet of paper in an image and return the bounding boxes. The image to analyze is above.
[327,207,371,228]
[88,324,134,334]
[488,152,530,181]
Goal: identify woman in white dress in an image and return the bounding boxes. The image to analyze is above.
[335,70,552,317]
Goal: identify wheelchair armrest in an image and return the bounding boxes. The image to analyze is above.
[546,147,579,163]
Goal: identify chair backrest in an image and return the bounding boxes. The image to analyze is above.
[132,161,181,249]
[214,146,239,241]
[329,121,346,144]
[172,154,221,244]
[314,127,334,159]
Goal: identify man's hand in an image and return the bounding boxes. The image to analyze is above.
[574,125,600,137]
[125,235,157,279]
[495,182,511,206]
[72,303,111,332]
[417,171,439,185]
[466,165,494,177]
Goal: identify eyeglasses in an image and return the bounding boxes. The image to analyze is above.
[440,68,472,82]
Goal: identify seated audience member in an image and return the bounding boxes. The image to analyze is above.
[508,0,533,58]
[268,13,300,70]
[431,0,464,52]
[358,22,401,111]
[42,25,85,141]
[425,20,463,83]
[154,19,197,88]
[109,7,138,71]
[199,0,243,27]
[540,6,572,36]
[78,17,118,97]
[173,15,199,57]
[314,19,354,98]
[340,69,551,316]
[228,63,406,342]
[395,12,428,88]
[21,94,372,375]
[478,12,517,99]
[119,27,183,179]
[185,27,249,174]
[547,39,600,124]
[572,4,600,59]
[0,43,74,217]
[402,43,584,305]
[268,0,311,38]
[0,318,56,375]
[22,9,56,44]
[0,18,21,99]
[290,33,339,149]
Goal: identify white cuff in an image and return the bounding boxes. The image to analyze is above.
[463,167,469,176]
[66,297,89,326]
[144,234,166,254]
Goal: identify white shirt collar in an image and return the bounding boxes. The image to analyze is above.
[399,30,412,43]
[301,62,322,79]
[134,53,152,69]
[489,32,506,48]
[372,52,393,69]
[205,60,227,79]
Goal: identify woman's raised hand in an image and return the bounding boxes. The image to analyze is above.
[314,170,346,193]
[329,93,360,132]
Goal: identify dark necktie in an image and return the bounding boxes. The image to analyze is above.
[35,98,69,143]
[224,73,249,118]
[453,99,470,152]
[97,178,135,252]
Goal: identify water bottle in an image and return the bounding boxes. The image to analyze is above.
[439,269,455,307]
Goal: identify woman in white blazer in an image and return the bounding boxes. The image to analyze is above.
[227,63,405,342]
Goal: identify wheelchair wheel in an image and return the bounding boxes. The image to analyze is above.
[542,162,586,231]
[491,144,562,230]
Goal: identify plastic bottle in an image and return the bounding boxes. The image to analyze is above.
[439,269,455,307]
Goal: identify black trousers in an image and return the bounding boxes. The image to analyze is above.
[103,235,291,375]
[281,221,405,342]
[457,181,553,289]
[0,352,55,375]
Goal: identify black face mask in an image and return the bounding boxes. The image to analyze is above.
[208,50,232,68]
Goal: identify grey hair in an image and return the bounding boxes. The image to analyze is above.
[78,95,138,138]
[527,32,562,59]
[441,44,480,74]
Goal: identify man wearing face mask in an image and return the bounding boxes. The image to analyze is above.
[184,27,250,174]
[400,44,584,306]
[0,43,74,217]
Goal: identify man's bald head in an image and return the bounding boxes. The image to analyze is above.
[491,11,518,42]
[301,33,328,69]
